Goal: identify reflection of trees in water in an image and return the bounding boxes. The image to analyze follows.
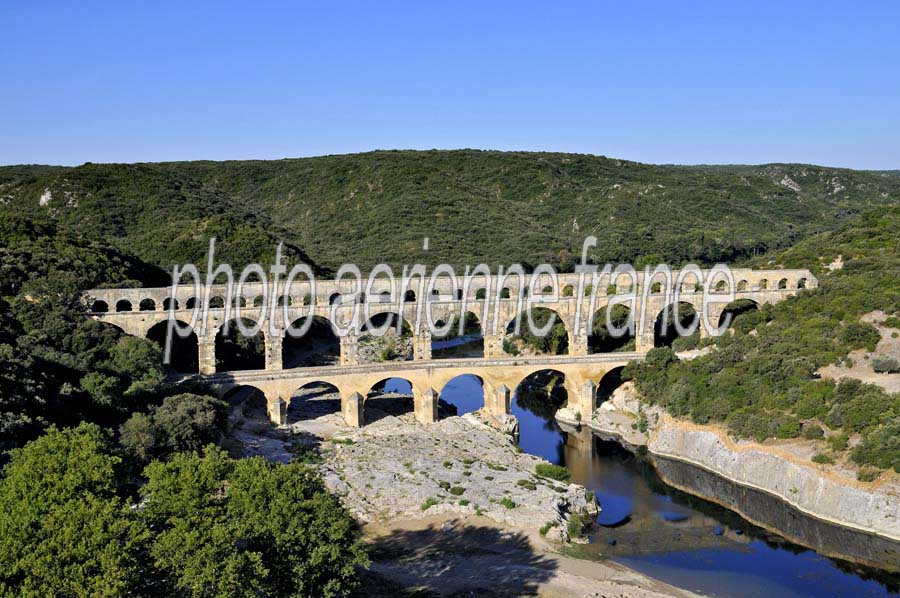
[516,371,567,419]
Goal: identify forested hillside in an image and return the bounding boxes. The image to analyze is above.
[628,208,900,476]
[2,150,898,274]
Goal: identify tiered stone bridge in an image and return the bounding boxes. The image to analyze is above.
[85,268,815,427]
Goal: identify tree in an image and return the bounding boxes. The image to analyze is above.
[0,424,145,596]
[120,393,228,463]
[141,446,368,597]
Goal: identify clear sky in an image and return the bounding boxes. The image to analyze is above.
[2,1,898,169]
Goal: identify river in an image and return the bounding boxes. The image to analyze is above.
[435,373,900,598]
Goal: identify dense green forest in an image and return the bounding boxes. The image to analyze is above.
[0,213,365,595]
[2,150,899,273]
[1,151,899,593]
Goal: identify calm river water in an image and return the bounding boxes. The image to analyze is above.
[433,373,900,598]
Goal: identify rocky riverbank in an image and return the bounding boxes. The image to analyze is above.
[225,387,705,597]
[563,382,900,548]
[228,387,597,542]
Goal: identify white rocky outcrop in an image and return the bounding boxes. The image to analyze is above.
[585,383,900,541]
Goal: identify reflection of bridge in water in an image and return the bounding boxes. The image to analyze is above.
[85,268,815,427]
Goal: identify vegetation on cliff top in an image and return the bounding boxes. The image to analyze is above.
[626,208,900,475]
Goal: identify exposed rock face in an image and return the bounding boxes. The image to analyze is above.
[356,330,413,363]
[322,412,598,542]
[584,383,900,542]
[228,391,598,542]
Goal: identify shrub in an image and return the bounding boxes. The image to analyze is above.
[812,453,834,464]
[449,486,466,496]
[535,463,570,481]
[119,393,227,463]
[827,433,850,452]
[420,497,439,511]
[802,423,824,439]
[872,356,900,374]
[566,513,589,539]
[857,468,881,482]
[500,497,516,509]
[539,522,554,537]
[882,316,900,329]
[840,322,881,351]
[516,479,537,491]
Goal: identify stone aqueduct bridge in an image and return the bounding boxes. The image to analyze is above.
[86,268,815,427]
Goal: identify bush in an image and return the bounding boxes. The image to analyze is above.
[812,453,834,464]
[872,355,900,374]
[840,322,881,351]
[535,463,570,481]
[120,393,227,462]
[851,419,900,472]
[802,423,824,439]
[827,433,850,452]
[857,468,881,482]
[516,479,537,491]
[539,522,554,536]
[881,316,900,329]
[566,513,590,539]
[449,486,466,496]
[500,497,516,509]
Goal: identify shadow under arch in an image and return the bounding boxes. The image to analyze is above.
[512,369,568,463]
[654,301,699,348]
[439,374,484,418]
[432,312,484,359]
[215,317,264,372]
[287,381,341,425]
[505,307,569,356]
[146,319,199,374]
[221,384,271,428]
[589,304,635,353]
[596,366,628,406]
[282,315,340,368]
[718,298,760,330]
[365,377,415,424]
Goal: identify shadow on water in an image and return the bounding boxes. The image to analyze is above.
[357,522,557,597]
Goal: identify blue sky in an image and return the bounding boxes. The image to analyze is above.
[2,1,898,168]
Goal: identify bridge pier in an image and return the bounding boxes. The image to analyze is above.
[266,396,287,426]
[414,387,438,424]
[413,333,432,361]
[571,380,597,421]
[264,331,282,371]
[340,334,359,365]
[635,332,654,353]
[342,392,364,427]
[484,333,506,358]
[569,333,589,356]
[485,383,511,416]
[198,337,217,374]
